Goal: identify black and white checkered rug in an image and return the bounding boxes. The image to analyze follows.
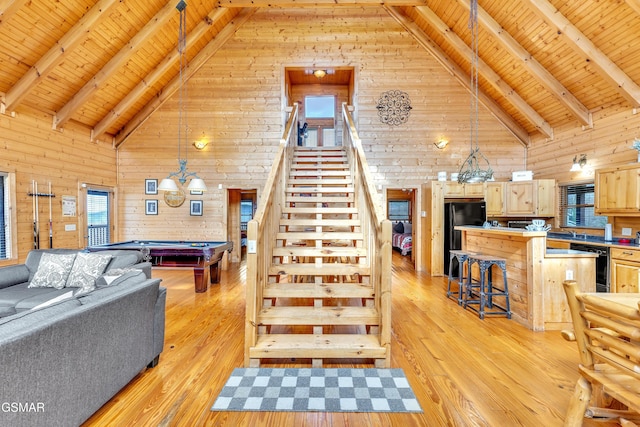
[211,368,422,413]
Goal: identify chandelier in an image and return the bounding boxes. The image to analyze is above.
[158,0,207,193]
[458,0,493,184]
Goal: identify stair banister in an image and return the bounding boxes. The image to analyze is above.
[245,103,298,367]
[342,103,392,367]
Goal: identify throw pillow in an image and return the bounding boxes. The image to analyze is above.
[28,253,77,289]
[403,222,412,234]
[66,253,113,294]
[393,221,404,233]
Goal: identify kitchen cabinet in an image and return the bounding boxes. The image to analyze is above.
[595,164,640,215]
[442,182,484,197]
[504,179,555,216]
[611,247,640,293]
[485,182,505,216]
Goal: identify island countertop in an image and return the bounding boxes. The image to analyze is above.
[455,225,596,331]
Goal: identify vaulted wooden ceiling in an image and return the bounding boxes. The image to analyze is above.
[1,0,639,147]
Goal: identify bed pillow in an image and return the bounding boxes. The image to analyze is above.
[403,222,412,234]
[28,253,77,289]
[393,221,404,233]
[66,252,113,294]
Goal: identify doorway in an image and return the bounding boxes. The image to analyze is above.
[386,188,417,268]
[227,188,257,262]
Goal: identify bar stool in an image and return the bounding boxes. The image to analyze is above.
[446,250,473,305]
[463,254,511,319]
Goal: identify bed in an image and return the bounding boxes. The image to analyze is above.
[392,221,412,256]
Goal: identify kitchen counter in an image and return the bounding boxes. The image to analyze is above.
[547,232,639,249]
[456,226,597,331]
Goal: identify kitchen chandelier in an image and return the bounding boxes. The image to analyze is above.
[457,0,493,184]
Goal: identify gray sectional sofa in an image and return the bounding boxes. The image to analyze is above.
[0,249,166,427]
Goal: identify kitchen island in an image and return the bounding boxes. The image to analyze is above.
[456,226,597,331]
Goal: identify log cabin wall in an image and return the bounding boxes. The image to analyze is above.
[116,8,526,244]
[0,106,117,263]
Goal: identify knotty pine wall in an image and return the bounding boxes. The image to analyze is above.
[117,7,526,245]
[0,106,117,263]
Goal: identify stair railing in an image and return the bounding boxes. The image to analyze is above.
[244,103,298,366]
[342,103,392,366]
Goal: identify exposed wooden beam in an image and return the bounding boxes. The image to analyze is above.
[414,5,552,139]
[524,0,640,108]
[3,0,121,112]
[53,1,179,130]
[625,0,640,16]
[384,6,530,146]
[0,0,28,26]
[456,0,591,128]
[115,8,258,147]
[93,7,230,140]
[214,0,427,6]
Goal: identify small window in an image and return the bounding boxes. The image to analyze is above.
[305,96,335,119]
[388,200,410,221]
[559,183,607,228]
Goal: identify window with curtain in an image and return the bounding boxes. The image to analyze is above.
[559,182,607,228]
[388,200,410,221]
[87,190,110,246]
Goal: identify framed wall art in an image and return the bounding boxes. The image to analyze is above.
[145,179,158,195]
[190,200,203,216]
[145,199,158,215]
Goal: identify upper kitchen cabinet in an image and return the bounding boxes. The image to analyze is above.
[595,164,640,215]
[504,180,555,216]
[440,182,485,197]
[485,182,505,216]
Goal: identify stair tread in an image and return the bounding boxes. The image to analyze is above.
[287,187,354,193]
[276,231,362,240]
[250,334,386,359]
[286,196,354,203]
[257,306,379,325]
[282,207,358,214]
[291,164,349,170]
[289,179,353,185]
[263,283,374,298]
[269,263,369,275]
[290,170,350,177]
[273,246,366,257]
[280,219,360,226]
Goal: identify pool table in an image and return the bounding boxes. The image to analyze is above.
[88,240,233,293]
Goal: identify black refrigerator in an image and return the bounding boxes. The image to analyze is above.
[444,201,486,277]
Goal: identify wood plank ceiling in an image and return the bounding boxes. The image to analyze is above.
[1,0,639,147]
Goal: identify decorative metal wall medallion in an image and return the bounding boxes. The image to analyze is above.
[376,90,412,126]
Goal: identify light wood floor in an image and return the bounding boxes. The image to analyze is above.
[84,252,612,426]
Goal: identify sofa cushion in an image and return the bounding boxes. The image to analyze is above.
[0,303,16,318]
[66,253,112,293]
[6,283,75,311]
[28,253,77,289]
[95,268,145,289]
[100,251,143,271]
[0,264,29,290]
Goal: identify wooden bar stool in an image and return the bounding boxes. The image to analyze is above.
[463,254,511,319]
[446,250,473,305]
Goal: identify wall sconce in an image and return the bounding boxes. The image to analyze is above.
[570,154,587,171]
[193,139,208,150]
[313,69,327,79]
[434,138,449,149]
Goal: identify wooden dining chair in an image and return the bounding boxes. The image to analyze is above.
[562,280,640,426]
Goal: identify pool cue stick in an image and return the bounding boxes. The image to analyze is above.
[35,181,40,249]
[32,180,37,249]
[48,181,53,248]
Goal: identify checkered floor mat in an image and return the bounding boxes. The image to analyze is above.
[211,368,422,412]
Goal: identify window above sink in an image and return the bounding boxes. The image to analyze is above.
[560,182,608,229]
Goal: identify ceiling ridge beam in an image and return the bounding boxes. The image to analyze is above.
[53,1,180,130]
[3,0,121,112]
[524,0,640,108]
[92,7,230,141]
[0,0,28,27]
[115,7,259,147]
[456,0,591,128]
[625,0,640,18]
[413,5,553,139]
[384,6,530,146]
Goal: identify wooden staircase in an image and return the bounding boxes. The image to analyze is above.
[248,145,387,367]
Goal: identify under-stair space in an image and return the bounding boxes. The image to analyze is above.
[245,104,391,368]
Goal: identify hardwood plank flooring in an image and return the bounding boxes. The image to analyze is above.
[83,252,612,426]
